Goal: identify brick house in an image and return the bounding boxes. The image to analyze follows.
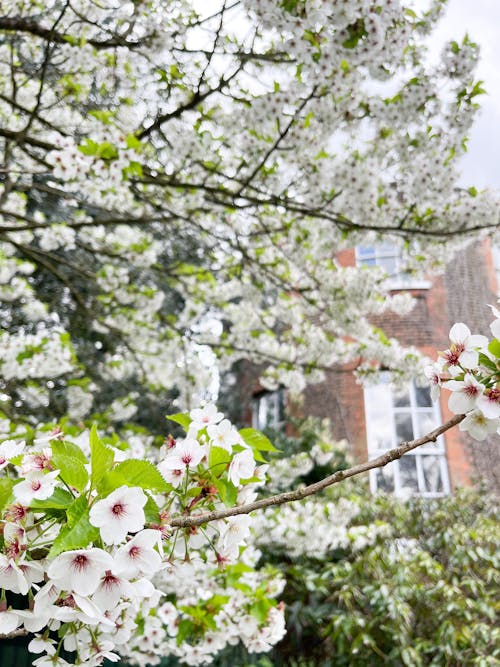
[230,240,500,495]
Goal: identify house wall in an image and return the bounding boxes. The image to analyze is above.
[233,241,499,493]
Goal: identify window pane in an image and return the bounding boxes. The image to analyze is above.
[357,246,375,258]
[365,383,393,452]
[393,386,410,407]
[415,384,432,407]
[421,455,443,493]
[395,413,413,442]
[399,456,419,494]
[414,412,438,440]
[379,256,397,275]
[376,465,394,493]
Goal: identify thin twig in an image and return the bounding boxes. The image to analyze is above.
[170,414,465,528]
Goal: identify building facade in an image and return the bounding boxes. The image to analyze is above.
[233,239,500,495]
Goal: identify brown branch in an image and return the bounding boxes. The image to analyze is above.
[0,16,143,50]
[170,414,466,528]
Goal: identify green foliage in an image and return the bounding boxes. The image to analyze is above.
[99,459,171,494]
[89,424,114,490]
[51,440,89,492]
[48,495,99,557]
[207,422,499,667]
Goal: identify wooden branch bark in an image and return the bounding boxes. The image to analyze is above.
[170,414,465,528]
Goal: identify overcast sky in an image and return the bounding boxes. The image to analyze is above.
[431,0,500,188]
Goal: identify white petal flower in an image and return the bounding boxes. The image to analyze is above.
[217,515,252,560]
[92,571,133,611]
[459,410,500,440]
[476,387,500,419]
[444,373,483,414]
[228,449,255,487]
[13,470,60,505]
[47,548,114,596]
[113,529,163,579]
[157,463,185,488]
[0,610,21,635]
[189,404,224,434]
[0,439,25,470]
[207,419,241,452]
[89,485,147,545]
[160,438,204,470]
[444,323,488,370]
[490,317,500,339]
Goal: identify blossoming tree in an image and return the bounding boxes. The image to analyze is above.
[0,0,499,665]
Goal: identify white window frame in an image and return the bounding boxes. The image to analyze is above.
[355,244,431,290]
[364,377,450,498]
[252,389,286,432]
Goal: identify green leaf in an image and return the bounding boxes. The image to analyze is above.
[478,352,497,371]
[144,495,160,524]
[214,479,237,507]
[176,619,195,646]
[30,487,74,510]
[0,478,15,512]
[249,598,272,623]
[107,459,170,492]
[166,413,192,431]
[487,338,500,359]
[89,424,114,489]
[48,495,99,558]
[51,441,89,492]
[53,440,88,464]
[208,446,231,475]
[239,428,279,453]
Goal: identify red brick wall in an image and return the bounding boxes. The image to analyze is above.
[233,241,499,493]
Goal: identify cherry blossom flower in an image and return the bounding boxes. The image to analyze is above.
[442,323,488,371]
[459,410,500,440]
[228,449,255,487]
[89,486,147,545]
[160,438,204,471]
[113,529,163,579]
[157,463,185,488]
[217,516,252,560]
[0,609,21,635]
[92,571,134,611]
[0,439,25,470]
[207,420,242,452]
[424,361,444,401]
[47,548,114,596]
[444,373,484,414]
[189,404,224,434]
[13,470,60,505]
[0,554,44,594]
[28,636,57,657]
[476,387,500,419]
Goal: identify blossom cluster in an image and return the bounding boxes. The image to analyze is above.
[1,0,498,430]
[0,407,285,666]
[426,306,500,440]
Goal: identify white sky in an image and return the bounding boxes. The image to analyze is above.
[431,0,500,188]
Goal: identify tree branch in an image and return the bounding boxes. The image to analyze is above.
[170,414,465,528]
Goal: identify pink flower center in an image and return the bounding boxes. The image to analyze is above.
[72,554,89,571]
[485,388,500,403]
[464,384,479,397]
[30,480,42,491]
[173,469,183,477]
[181,454,193,465]
[128,545,141,560]
[102,572,120,590]
[445,343,464,366]
[111,502,126,517]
